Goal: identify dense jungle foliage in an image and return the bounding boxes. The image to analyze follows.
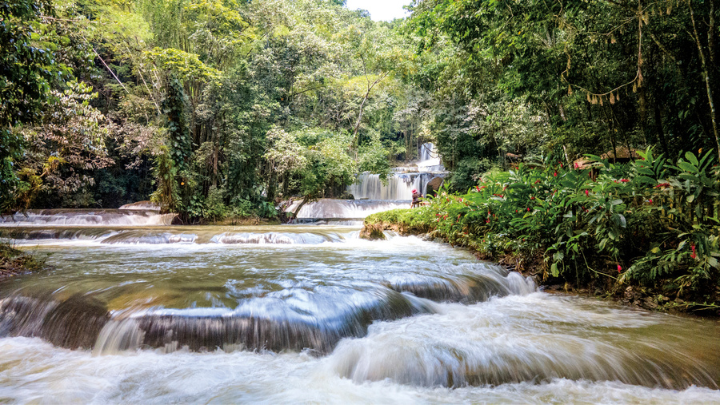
[1,0,719,225]
[367,149,720,311]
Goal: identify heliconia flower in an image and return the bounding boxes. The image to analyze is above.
[553,171,558,177]
[459,198,463,202]
[485,219,490,223]
[530,196,535,200]
[648,199,653,204]
[620,179,629,183]
[655,183,670,188]
[574,162,579,169]
[617,264,622,273]
[585,189,589,196]
[475,186,480,191]
[515,210,518,213]
[527,207,531,212]
[691,252,697,259]
[691,244,696,252]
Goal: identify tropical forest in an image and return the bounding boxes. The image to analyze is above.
[1,0,720,402]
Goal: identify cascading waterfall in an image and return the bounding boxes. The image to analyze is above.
[0,209,175,226]
[347,173,440,201]
[345,142,446,202]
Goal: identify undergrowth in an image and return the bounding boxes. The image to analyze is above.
[366,148,720,313]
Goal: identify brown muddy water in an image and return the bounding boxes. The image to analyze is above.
[0,219,719,404]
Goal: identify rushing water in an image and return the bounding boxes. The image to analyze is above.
[1,218,720,403]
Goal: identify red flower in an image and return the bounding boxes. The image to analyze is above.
[617,264,622,273]
[574,162,579,169]
[585,189,589,196]
[485,219,490,224]
[530,196,535,200]
[475,186,480,192]
[655,183,670,188]
[620,179,629,183]
[648,199,653,204]
[527,207,531,212]
[534,179,541,184]
[553,171,558,177]
[515,210,518,213]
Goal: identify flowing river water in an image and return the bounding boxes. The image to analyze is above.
[1,216,720,403]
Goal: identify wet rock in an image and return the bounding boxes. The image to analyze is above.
[360,223,386,240]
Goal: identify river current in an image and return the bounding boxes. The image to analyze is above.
[1,221,719,404]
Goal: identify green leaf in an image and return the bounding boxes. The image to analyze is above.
[685,152,698,166]
[550,263,559,277]
[677,161,698,173]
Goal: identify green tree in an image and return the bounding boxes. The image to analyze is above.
[0,0,60,211]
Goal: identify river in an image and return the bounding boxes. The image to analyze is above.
[1,219,719,403]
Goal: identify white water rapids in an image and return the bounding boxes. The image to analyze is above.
[0,211,719,403]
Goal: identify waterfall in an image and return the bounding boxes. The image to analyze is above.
[346,143,446,201]
[0,209,176,227]
[347,173,439,201]
[417,142,445,172]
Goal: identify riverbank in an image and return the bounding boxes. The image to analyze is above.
[0,243,45,281]
[362,151,720,316]
[362,214,718,316]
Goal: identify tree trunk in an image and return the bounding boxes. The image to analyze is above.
[689,0,720,161]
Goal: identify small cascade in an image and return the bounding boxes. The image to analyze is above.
[0,227,354,245]
[286,199,409,219]
[119,201,161,211]
[417,142,445,172]
[211,232,341,244]
[0,266,535,354]
[0,209,175,227]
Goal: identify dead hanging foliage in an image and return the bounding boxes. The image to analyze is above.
[610,92,616,104]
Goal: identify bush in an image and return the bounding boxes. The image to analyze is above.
[367,148,720,305]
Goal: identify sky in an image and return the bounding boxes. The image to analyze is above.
[345,0,411,21]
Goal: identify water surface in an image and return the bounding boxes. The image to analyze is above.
[1,223,719,404]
